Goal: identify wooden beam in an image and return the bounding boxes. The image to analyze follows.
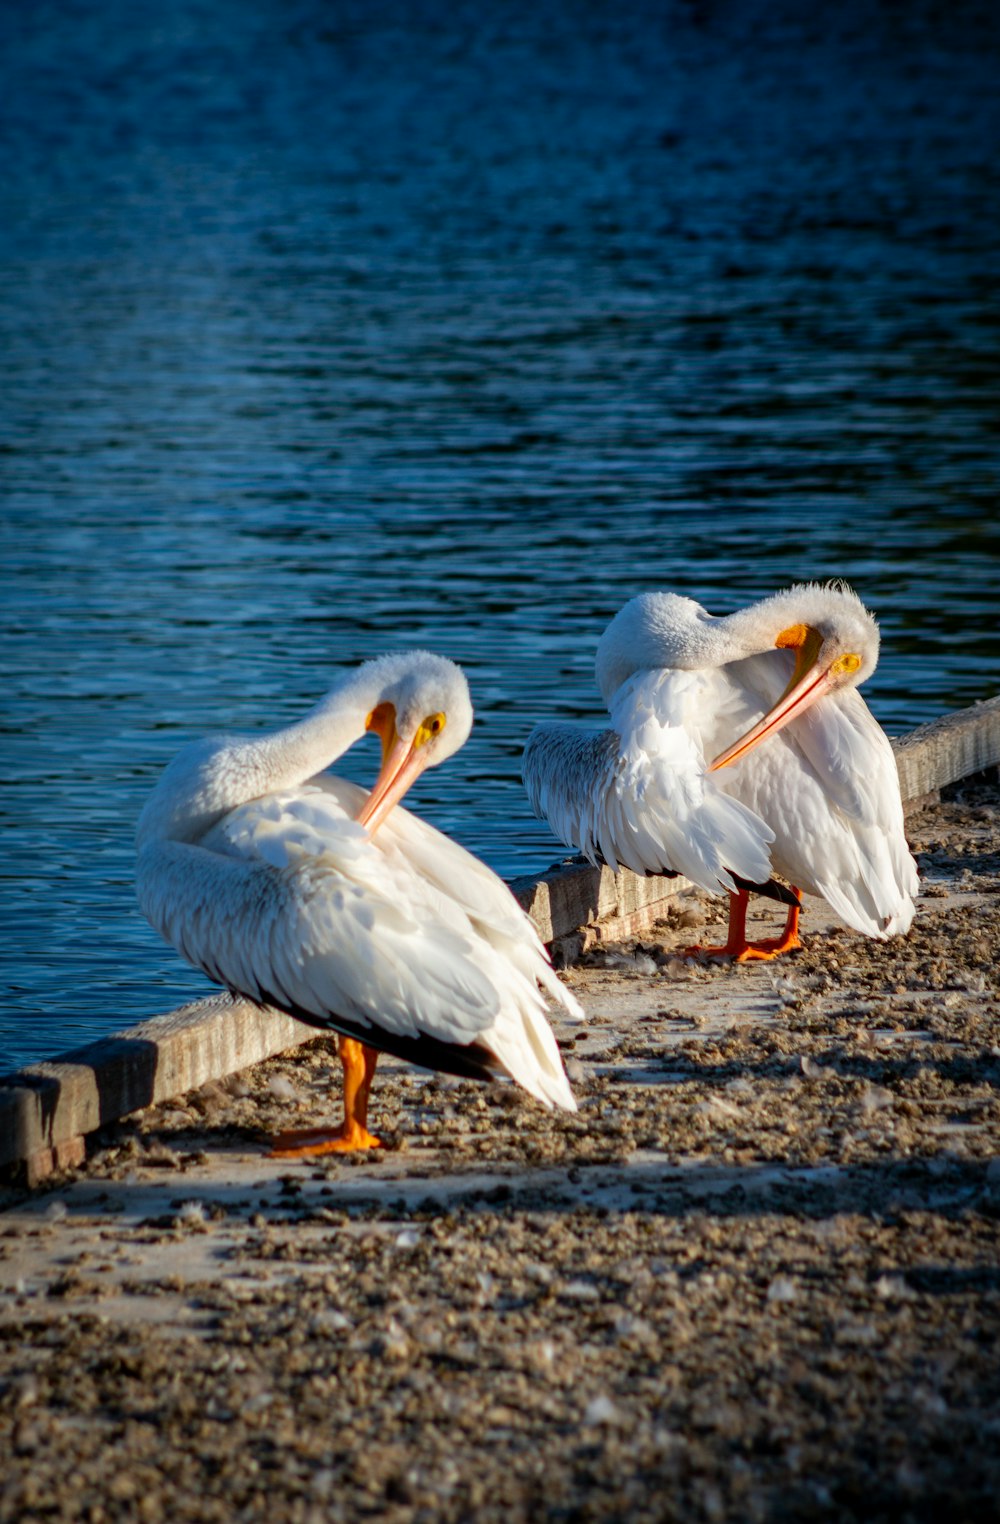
[892,693,1000,809]
[0,997,315,1179]
[2,695,998,1178]
[508,860,686,944]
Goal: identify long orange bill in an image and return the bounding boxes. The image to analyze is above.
[710,638,834,773]
[356,733,428,834]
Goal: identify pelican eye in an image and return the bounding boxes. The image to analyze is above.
[830,652,862,678]
[415,712,446,747]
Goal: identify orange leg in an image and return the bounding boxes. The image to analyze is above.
[684,887,802,963]
[269,1036,383,1157]
[746,890,802,958]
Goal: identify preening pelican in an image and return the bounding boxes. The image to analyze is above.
[523,583,917,961]
[137,652,579,1155]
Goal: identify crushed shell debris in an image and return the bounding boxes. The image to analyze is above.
[1,779,999,1522]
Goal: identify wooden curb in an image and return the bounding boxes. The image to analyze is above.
[3,694,998,1183]
[1,999,317,1187]
[893,693,1000,808]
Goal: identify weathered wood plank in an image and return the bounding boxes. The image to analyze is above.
[24,1136,87,1190]
[892,693,1000,806]
[0,997,315,1173]
[2,695,997,1175]
[509,860,686,943]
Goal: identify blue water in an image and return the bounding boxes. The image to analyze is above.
[2,0,999,1073]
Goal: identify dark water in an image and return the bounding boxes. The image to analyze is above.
[2,0,999,1073]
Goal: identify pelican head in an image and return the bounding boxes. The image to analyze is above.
[712,582,880,771]
[354,652,474,833]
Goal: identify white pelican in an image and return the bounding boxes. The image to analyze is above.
[136,652,579,1155]
[523,583,918,961]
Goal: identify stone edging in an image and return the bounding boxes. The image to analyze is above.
[3,694,998,1184]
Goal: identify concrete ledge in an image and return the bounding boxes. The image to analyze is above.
[3,694,998,1180]
[509,860,686,946]
[893,693,1000,806]
[1,997,315,1184]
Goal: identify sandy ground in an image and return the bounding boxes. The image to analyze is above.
[1,779,998,1523]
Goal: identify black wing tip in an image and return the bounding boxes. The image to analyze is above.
[588,851,679,881]
[252,989,503,1085]
[729,875,801,907]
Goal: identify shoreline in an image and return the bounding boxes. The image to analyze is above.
[2,695,998,1186]
[1,768,998,1520]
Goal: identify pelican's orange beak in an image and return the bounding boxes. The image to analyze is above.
[356,703,440,835]
[710,625,860,772]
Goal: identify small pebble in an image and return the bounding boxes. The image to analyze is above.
[582,1395,620,1426]
[561,1280,600,1302]
[766,1276,798,1304]
[874,1274,915,1301]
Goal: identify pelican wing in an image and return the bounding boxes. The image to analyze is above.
[137,784,576,1108]
[710,668,919,937]
[310,776,584,1027]
[523,669,775,895]
[523,722,624,863]
[786,690,918,936]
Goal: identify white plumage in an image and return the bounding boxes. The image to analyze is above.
[137,652,578,1151]
[523,670,776,894]
[524,583,918,958]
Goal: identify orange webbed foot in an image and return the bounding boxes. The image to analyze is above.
[269,1035,385,1157]
[681,940,741,962]
[268,1122,383,1158]
[731,934,802,962]
[682,930,802,963]
[682,887,802,963]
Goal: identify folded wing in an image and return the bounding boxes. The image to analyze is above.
[781,690,918,936]
[136,782,577,1109]
[523,668,775,895]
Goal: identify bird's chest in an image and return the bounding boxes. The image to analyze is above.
[681,653,793,763]
[714,733,843,895]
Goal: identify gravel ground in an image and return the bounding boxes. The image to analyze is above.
[2,779,999,1523]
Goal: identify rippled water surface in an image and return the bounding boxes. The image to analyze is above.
[2,0,999,1071]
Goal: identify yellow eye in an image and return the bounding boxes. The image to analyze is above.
[831,652,862,677]
[415,712,446,747]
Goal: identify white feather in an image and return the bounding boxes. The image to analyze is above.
[524,668,774,895]
[137,654,577,1113]
[713,685,918,937]
[524,584,917,942]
